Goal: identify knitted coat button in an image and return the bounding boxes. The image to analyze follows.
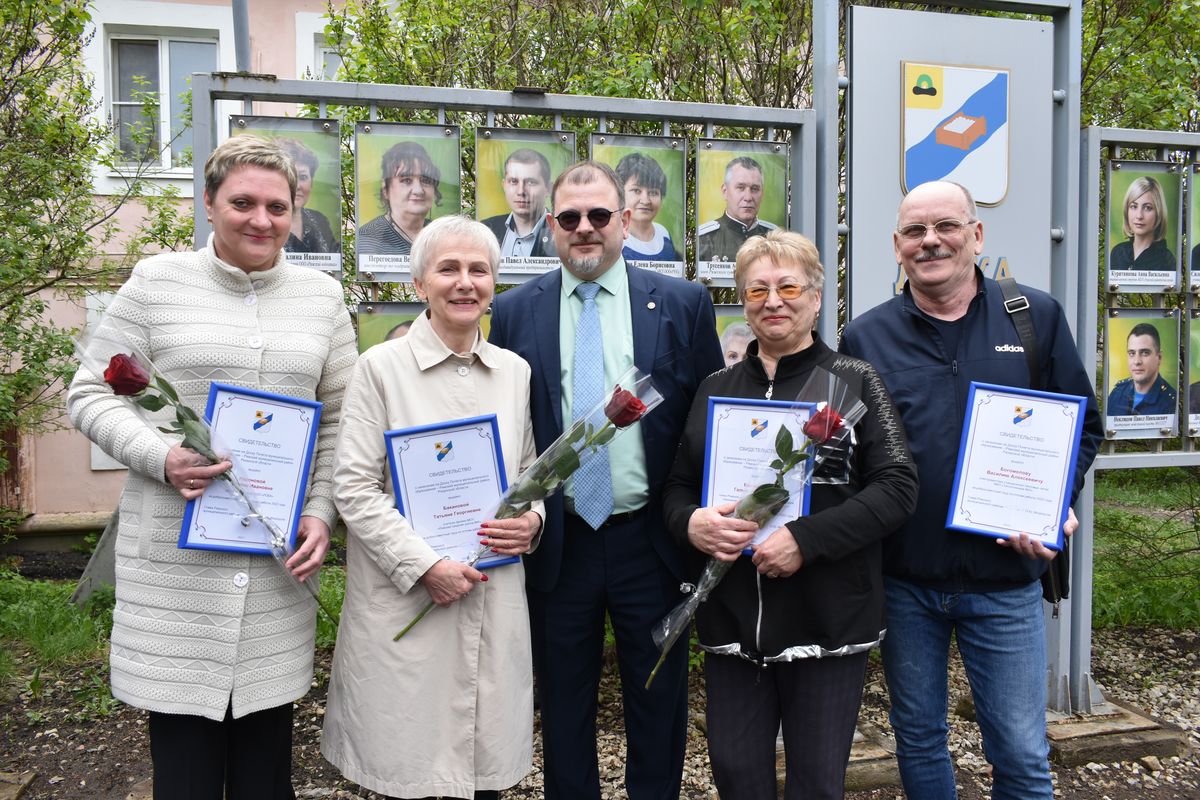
[244,294,257,306]
[233,572,249,588]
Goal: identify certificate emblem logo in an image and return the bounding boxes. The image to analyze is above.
[1013,406,1033,425]
[434,440,454,462]
[749,418,768,438]
[902,61,1010,205]
[253,410,273,433]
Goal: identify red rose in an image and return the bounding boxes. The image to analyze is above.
[103,353,151,396]
[604,386,648,428]
[802,406,844,445]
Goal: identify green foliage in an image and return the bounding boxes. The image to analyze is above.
[315,565,346,648]
[0,0,194,539]
[1081,0,1200,130]
[0,574,110,670]
[1092,468,1200,628]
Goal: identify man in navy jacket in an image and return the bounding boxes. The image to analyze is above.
[489,160,723,799]
[840,181,1102,800]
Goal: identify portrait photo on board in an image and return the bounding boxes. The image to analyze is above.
[1103,310,1180,438]
[591,133,687,278]
[231,117,342,274]
[1104,160,1181,292]
[714,305,754,368]
[355,302,493,354]
[475,129,576,279]
[1188,316,1199,435]
[695,139,789,284]
[1188,165,1200,282]
[355,123,461,282]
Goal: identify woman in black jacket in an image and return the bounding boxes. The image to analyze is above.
[662,230,918,800]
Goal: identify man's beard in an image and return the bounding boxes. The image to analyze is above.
[567,255,603,275]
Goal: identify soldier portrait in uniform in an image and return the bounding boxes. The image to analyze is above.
[1105,320,1178,417]
[695,141,788,270]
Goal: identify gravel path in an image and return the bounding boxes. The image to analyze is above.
[2,627,1196,799]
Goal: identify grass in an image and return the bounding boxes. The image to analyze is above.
[0,572,112,679]
[1092,468,1200,629]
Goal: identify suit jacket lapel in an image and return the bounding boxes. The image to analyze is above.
[531,271,564,432]
[627,265,661,375]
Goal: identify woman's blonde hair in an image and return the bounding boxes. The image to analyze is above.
[1121,176,1167,241]
[203,135,297,202]
[733,229,823,297]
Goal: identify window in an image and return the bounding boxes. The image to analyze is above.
[110,34,217,167]
[318,44,343,81]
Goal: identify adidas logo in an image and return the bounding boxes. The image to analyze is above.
[994,343,1025,352]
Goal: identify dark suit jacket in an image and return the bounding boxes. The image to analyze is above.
[482,213,555,258]
[489,263,725,592]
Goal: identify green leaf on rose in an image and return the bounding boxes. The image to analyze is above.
[135,394,167,411]
[590,424,617,447]
[552,448,580,479]
[155,376,180,403]
[775,425,794,462]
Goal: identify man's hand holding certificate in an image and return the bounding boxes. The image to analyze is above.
[947,382,1088,551]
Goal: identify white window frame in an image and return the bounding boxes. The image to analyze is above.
[84,0,237,197]
[109,33,219,170]
[295,11,341,82]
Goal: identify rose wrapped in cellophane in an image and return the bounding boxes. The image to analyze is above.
[644,366,867,688]
[393,365,663,641]
[74,325,340,624]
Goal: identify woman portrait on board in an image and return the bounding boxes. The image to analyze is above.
[615,152,678,262]
[278,137,339,254]
[1109,175,1176,271]
[321,215,542,799]
[357,140,443,256]
[68,135,357,799]
[661,230,918,799]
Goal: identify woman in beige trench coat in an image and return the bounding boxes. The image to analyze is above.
[321,215,542,799]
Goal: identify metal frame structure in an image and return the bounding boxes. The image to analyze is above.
[1069,126,1200,714]
[189,73,814,287]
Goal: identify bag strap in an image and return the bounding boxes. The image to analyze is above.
[997,277,1041,391]
[997,277,1067,613]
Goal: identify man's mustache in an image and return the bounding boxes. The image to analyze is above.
[915,249,953,262]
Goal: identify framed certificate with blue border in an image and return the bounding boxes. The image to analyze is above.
[385,414,516,569]
[702,397,816,552]
[179,383,322,554]
[947,382,1087,550]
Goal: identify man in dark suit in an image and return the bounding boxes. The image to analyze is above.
[481,148,556,259]
[489,161,724,799]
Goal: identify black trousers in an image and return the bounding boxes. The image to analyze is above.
[704,651,869,800]
[148,703,295,800]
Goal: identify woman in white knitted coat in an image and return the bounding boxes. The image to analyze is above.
[67,136,357,800]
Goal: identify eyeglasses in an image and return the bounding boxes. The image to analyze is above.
[553,208,620,231]
[896,218,976,240]
[742,283,808,303]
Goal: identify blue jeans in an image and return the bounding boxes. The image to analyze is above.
[881,577,1053,800]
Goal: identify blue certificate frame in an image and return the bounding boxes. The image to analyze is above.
[947,382,1087,550]
[385,414,516,569]
[702,396,816,554]
[179,383,322,554]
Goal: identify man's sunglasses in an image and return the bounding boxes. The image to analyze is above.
[553,208,621,232]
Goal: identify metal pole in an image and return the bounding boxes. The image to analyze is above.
[813,0,839,345]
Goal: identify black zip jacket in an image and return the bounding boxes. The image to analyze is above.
[662,335,918,663]
[840,272,1103,593]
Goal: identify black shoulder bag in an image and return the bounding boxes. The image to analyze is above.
[997,277,1069,616]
